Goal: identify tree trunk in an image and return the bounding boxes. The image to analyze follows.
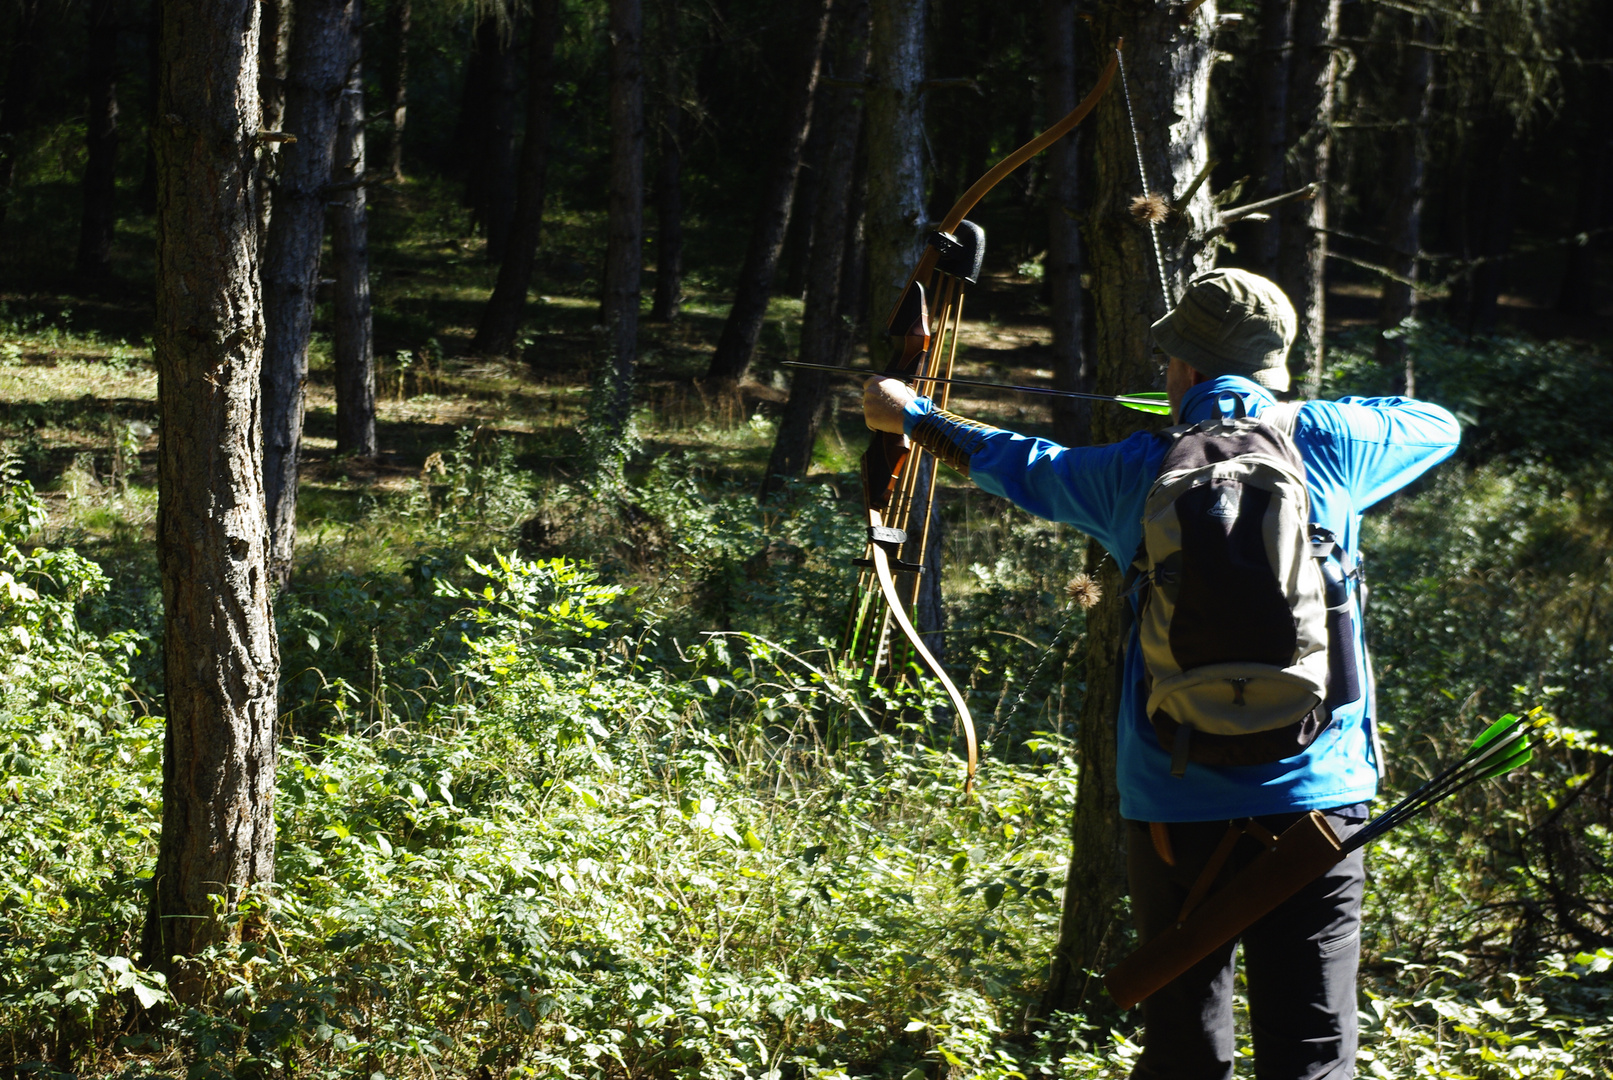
[143,0,278,994]
[76,0,121,278]
[1041,0,1218,1017]
[138,0,160,213]
[1373,11,1433,392]
[599,0,644,447]
[780,112,824,300]
[0,0,42,225]
[1249,0,1291,277]
[704,0,832,384]
[256,0,292,242]
[378,0,409,178]
[480,16,519,262]
[260,0,354,587]
[1043,0,1089,447]
[863,0,944,639]
[457,15,519,260]
[764,0,869,492]
[838,155,868,362]
[1276,0,1339,397]
[864,0,925,357]
[332,0,375,456]
[473,0,561,358]
[451,16,491,188]
[650,0,683,321]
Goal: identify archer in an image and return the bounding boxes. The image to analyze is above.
[864,268,1461,1080]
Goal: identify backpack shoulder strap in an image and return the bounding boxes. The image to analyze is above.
[1261,401,1303,439]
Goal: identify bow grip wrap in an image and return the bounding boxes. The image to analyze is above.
[1103,810,1345,1010]
[868,525,907,547]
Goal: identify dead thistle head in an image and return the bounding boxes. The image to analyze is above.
[1067,572,1103,610]
[1130,193,1170,225]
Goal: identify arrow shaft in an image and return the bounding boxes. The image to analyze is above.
[783,360,1170,412]
[1341,716,1541,853]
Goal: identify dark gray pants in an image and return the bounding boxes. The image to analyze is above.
[1126,811,1365,1080]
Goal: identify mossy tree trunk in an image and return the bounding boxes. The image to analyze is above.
[1042,0,1218,1017]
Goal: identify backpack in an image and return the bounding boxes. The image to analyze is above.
[1127,397,1339,777]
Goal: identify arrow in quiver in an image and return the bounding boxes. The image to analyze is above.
[1103,713,1542,1009]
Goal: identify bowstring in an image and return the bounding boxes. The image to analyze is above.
[1116,47,1173,306]
[904,271,966,614]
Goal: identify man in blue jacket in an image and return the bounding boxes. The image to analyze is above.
[863,268,1461,1080]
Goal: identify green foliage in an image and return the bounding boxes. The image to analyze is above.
[0,323,1610,1075]
[1329,321,1613,475]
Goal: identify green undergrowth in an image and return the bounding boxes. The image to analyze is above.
[0,457,1607,1077]
[0,320,1609,1075]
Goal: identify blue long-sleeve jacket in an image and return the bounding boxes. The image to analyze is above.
[903,375,1461,821]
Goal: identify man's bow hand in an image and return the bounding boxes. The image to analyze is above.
[863,375,916,434]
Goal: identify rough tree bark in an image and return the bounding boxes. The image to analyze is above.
[260,0,354,587]
[763,0,869,492]
[704,0,833,384]
[473,0,561,358]
[142,0,279,993]
[1041,0,1218,1017]
[257,0,293,242]
[1043,0,1090,447]
[0,0,42,224]
[1276,0,1339,396]
[599,0,643,444]
[332,0,375,456]
[1249,0,1291,277]
[863,0,945,639]
[650,0,683,322]
[1373,11,1433,392]
[378,0,410,178]
[863,0,925,358]
[76,0,120,278]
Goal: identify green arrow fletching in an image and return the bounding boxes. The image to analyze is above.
[1471,713,1523,754]
[1475,741,1532,782]
[1115,393,1171,416]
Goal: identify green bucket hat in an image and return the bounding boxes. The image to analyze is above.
[1150,268,1296,392]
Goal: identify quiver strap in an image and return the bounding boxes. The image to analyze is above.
[1104,810,1345,1010]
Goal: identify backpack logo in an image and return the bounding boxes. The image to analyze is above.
[1206,489,1239,521]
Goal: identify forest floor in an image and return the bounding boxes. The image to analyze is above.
[1,179,1611,1078]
